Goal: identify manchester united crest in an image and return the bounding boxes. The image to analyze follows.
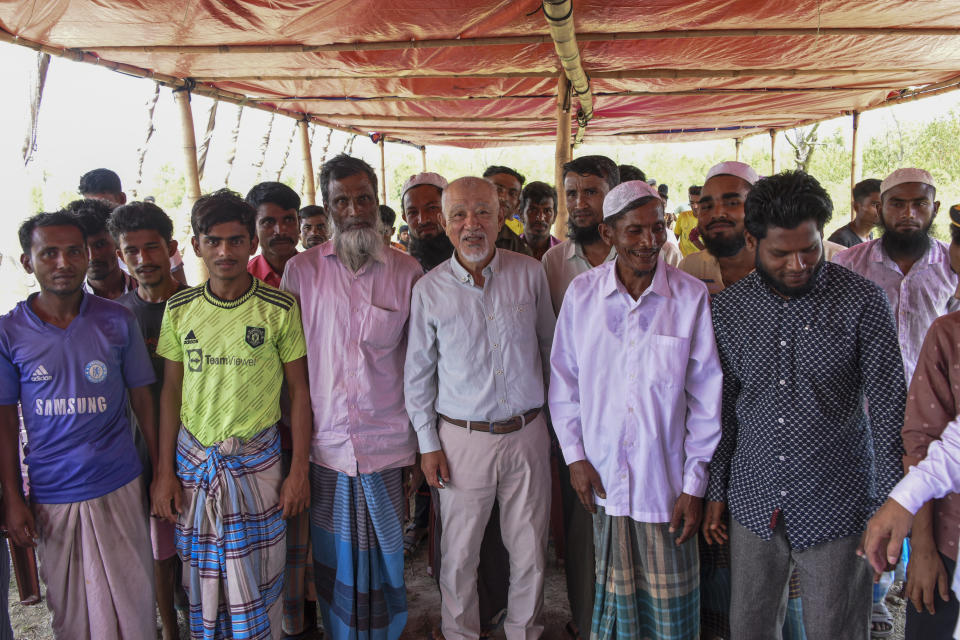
[245,326,265,348]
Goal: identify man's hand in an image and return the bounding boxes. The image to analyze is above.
[859,498,914,575]
[906,542,951,614]
[404,463,424,500]
[421,450,449,489]
[568,460,605,514]
[279,464,310,519]
[151,471,183,524]
[670,493,703,545]
[3,494,36,547]
[701,500,728,545]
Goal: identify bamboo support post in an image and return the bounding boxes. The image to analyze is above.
[735,138,742,161]
[769,129,778,174]
[379,138,387,204]
[173,87,207,280]
[850,111,862,220]
[421,146,427,171]
[299,120,316,206]
[553,72,572,237]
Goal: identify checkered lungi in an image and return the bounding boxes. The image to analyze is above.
[591,507,699,640]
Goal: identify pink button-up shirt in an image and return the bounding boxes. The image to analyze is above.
[281,242,421,475]
[833,238,959,383]
[549,258,723,523]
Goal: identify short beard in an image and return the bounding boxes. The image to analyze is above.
[567,219,603,246]
[458,234,492,264]
[881,222,932,262]
[333,222,384,272]
[702,231,746,258]
[408,232,455,271]
[755,252,825,298]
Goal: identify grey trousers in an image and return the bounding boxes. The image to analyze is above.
[729,517,871,640]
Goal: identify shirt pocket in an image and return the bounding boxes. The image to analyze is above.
[361,305,406,349]
[508,298,538,340]
[645,334,689,387]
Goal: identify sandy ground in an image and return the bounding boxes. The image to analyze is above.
[6,545,905,640]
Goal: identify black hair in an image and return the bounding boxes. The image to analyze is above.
[688,185,702,196]
[379,204,397,227]
[617,164,646,183]
[78,168,122,195]
[744,171,833,240]
[563,156,620,190]
[658,184,669,197]
[604,195,663,229]
[298,205,326,221]
[852,178,882,202]
[245,181,301,212]
[521,181,557,211]
[19,211,87,253]
[107,201,174,243]
[482,165,526,187]
[191,189,257,239]
[398,224,409,233]
[319,154,378,206]
[64,198,115,237]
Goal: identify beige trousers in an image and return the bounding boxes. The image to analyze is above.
[436,414,551,640]
[34,477,156,640]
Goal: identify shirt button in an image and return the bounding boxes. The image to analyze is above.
[779,379,786,385]
[779,455,785,461]
[780,340,786,346]
[628,406,634,413]
[499,398,506,404]
[492,343,499,349]
[495,370,503,375]
[782,302,788,309]
[778,418,784,424]
[780,490,787,496]
[488,314,494,320]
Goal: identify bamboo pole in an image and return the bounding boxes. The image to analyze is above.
[78,27,960,55]
[173,87,207,280]
[379,138,387,204]
[421,146,427,171]
[850,111,861,220]
[769,129,778,174]
[299,120,316,206]
[735,138,742,161]
[196,98,218,181]
[190,67,951,83]
[553,72,572,237]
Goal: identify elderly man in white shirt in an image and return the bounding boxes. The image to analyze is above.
[405,176,555,640]
[550,180,722,640]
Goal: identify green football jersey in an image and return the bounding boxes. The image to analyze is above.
[156,278,306,446]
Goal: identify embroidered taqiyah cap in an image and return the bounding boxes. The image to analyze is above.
[880,168,936,195]
[704,161,760,186]
[401,172,448,199]
[603,180,662,219]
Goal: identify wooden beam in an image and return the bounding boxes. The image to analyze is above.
[850,111,861,220]
[554,72,572,237]
[76,27,960,55]
[191,67,953,82]
[299,120,316,205]
[735,137,742,161]
[379,138,387,204]
[769,129,778,174]
[421,146,427,172]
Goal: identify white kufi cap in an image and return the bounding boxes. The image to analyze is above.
[603,180,662,219]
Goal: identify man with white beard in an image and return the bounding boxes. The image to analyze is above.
[405,177,555,639]
[281,154,422,639]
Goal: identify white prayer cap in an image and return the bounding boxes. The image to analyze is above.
[880,168,935,195]
[401,172,448,200]
[603,180,662,219]
[704,161,760,186]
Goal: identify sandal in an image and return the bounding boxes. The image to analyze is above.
[871,601,894,639]
[403,523,427,556]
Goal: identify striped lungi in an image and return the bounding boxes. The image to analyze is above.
[281,448,317,635]
[176,425,286,640]
[310,464,407,640]
[33,477,155,640]
[0,535,10,640]
[591,507,699,640]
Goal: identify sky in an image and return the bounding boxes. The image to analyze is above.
[2,39,960,311]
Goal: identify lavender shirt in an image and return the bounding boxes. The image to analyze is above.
[281,242,422,475]
[549,258,723,523]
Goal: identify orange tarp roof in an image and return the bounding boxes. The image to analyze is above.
[3,1,960,147]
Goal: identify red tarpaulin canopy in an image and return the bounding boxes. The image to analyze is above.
[3,0,960,148]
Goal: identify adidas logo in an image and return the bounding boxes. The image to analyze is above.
[30,365,52,382]
[184,330,198,345]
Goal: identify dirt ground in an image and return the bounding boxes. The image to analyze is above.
[6,547,906,639]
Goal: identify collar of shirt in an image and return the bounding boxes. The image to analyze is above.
[602,256,673,306]
[83,271,137,297]
[318,240,385,276]
[448,248,502,286]
[567,239,617,264]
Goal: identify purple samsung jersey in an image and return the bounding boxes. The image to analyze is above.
[0,293,155,504]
